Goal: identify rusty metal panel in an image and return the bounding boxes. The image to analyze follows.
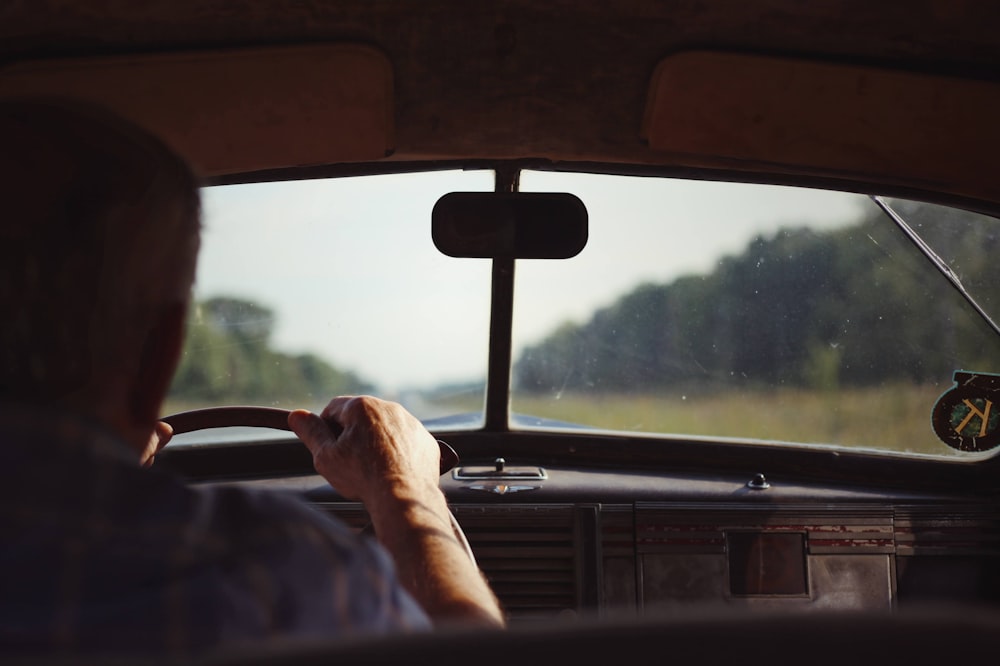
[808,555,893,610]
[728,532,807,596]
[640,552,892,611]
[635,503,895,612]
[640,553,728,613]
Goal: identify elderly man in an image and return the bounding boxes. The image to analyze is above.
[0,98,503,657]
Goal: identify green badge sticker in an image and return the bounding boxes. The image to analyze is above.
[932,371,1000,452]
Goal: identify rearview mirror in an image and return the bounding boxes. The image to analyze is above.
[432,192,588,259]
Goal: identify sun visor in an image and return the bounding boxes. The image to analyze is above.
[0,44,394,176]
[641,51,1000,200]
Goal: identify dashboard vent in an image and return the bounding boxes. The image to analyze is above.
[453,504,578,622]
[316,502,579,623]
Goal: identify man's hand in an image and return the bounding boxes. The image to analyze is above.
[140,420,173,468]
[287,396,440,507]
[289,396,505,629]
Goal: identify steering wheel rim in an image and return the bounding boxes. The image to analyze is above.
[160,406,476,565]
[161,406,460,475]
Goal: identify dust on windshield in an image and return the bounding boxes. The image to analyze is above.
[166,167,1000,458]
[511,171,1000,459]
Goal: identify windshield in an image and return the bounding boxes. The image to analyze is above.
[512,171,1000,458]
[165,170,494,442]
[166,168,1000,458]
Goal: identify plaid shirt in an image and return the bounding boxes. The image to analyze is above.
[0,404,430,658]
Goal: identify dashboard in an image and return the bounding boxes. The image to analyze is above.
[192,456,1000,624]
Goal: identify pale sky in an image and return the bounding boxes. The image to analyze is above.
[195,170,868,392]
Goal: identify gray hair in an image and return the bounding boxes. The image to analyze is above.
[0,97,201,402]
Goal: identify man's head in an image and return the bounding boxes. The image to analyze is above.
[0,97,201,447]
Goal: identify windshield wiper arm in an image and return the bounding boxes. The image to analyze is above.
[871,195,1000,339]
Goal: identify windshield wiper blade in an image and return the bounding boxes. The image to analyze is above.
[871,195,1000,339]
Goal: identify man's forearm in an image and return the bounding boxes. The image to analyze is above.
[366,479,506,628]
[286,401,505,628]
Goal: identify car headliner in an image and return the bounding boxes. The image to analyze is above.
[2,1,999,210]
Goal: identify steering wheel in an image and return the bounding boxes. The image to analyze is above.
[161,406,476,564]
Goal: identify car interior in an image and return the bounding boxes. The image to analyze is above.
[2,1,1000,663]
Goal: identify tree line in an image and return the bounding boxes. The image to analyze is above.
[168,297,372,405]
[514,203,1000,395]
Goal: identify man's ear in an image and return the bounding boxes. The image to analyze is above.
[128,302,188,427]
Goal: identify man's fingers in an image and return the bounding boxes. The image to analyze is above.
[141,421,174,468]
[319,396,354,424]
[288,409,334,455]
[152,421,173,454]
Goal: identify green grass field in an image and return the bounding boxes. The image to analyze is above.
[506,384,956,457]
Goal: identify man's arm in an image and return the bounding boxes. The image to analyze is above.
[288,396,505,628]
